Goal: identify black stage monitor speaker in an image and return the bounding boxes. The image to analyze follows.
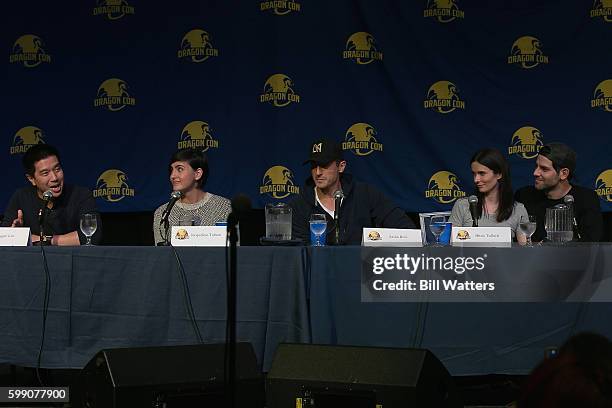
[266,343,461,408]
[80,342,263,408]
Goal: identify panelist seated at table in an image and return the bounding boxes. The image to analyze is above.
[290,138,415,245]
[0,143,101,245]
[153,148,231,245]
[515,143,603,242]
[449,148,528,243]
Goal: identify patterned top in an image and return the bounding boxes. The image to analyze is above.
[153,192,231,244]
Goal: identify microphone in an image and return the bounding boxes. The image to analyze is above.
[564,194,581,240]
[161,191,183,224]
[38,190,53,245]
[468,195,479,227]
[333,190,344,244]
[158,191,183,245]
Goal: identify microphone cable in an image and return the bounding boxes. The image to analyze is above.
[36,243,51,386]
[169,244,203,343]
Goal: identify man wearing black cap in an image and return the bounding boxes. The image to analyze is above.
[290,139,415,245]
[515,143,602,242]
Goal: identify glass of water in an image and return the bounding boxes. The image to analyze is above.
[519,214,537,246]
[80,213,97,246]
[429,215,446,246]
[309,213,327,246]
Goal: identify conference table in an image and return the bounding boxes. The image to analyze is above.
[1,244,611,375]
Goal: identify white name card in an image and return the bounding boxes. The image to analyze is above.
[171,226,227,247]
[0,227,31,246]
[451,226,511,247]
[362,228,423,247]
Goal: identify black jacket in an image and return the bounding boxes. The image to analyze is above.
[515,184,603,242]
[289,173,415,245]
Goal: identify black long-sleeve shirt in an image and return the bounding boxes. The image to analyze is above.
[515,184,603,242]
[1,185,102,245]
[290,173,415,245]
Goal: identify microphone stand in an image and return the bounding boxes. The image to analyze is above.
[38,206,51,246]
[227,213,238,408]
[334,198,341,244]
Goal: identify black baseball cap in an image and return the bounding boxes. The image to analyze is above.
[303,139,343,166]
[538,143,576,178]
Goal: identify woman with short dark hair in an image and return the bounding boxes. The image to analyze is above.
[153,148,230,245]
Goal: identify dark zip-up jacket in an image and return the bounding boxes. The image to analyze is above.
[289,173,415,245]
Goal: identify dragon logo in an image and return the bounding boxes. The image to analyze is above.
[94,78,136,111]
[178,29,219,63]
[175,229,189,240]
[508,36,549,69]
[595,170,612,202]
[342,123,383,156]
[10,35,51,67]
[343,32,383,64]
[424,0,465,23]
[590,0,612,22]
[179,121,219,151]
[456,230,471,240]
[260,74,301,107]
[93,0,135,20]
[591,79,612,112]
[509,126,544,159]
[10,126,45,155]
[425,171,466,204]
[260,0,301,15]
[260,165,300,199]
[93,169,135,202]
[424,81,465,113]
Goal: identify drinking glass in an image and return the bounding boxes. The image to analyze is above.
[309,214,327,246]
[519,215,537,246]
[80,213,97,246]
[429,215,446,246]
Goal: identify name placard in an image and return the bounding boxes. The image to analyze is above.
[451,226,511,247]
[362,228,422,247]
[0,227,31,246]
[171,226,227,247]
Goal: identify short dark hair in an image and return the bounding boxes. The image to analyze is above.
[538,143,576,180]
[168,148,209,187]
[22,144,61,176]
[470,148,515,223]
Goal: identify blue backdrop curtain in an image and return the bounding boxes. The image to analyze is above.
[2,0,611,214]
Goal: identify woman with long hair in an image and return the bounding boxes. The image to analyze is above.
[449,148,528,243]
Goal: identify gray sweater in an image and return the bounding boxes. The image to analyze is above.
[448,197,528,239]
